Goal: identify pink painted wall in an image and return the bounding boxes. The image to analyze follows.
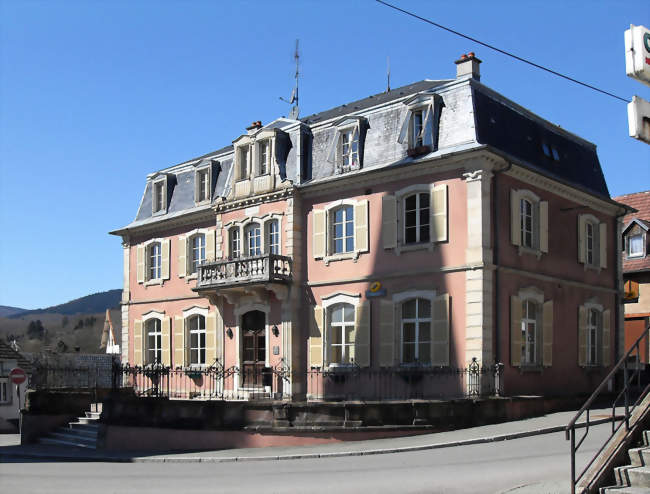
[494,175,617,396]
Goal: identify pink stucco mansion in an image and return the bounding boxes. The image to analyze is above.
[111,54,628,401]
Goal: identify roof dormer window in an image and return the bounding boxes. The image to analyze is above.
[195,168,210,203]
[398,93,443,157]
[327,116,368,174]
[238,146,249,180]
[152,178,167,215]
[628,233,644,257]
[257,140,271,176]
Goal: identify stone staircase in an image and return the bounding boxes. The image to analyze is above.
[601,430,650,493]
[38,405,101,450]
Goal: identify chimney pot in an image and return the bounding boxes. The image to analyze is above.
[455,52,482,81]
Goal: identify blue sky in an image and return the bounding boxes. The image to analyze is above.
[1,0,649,309]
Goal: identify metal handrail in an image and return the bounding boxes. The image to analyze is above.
[565,324,650,494]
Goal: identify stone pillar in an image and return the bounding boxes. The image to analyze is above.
[463,169,494,366]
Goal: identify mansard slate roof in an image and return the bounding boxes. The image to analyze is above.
[300,80,449,125]
[473,86,610,198]
[113,74,613,235]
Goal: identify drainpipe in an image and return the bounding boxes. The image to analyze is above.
[614,208,627,367]
[492,161,512,365]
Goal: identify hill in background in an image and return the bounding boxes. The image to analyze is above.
[0,289,122,354]
[0,305,27,318]
[8,289,121,318]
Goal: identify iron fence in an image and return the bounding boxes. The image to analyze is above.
[30,365,107,391]
[112,359,292,401]
[307,358,503,401]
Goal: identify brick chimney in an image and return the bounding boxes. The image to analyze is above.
[454,52,481,81]
[246,120,262,134]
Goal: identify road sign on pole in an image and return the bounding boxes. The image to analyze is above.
[9,368,27,385]
[628,96,650,144]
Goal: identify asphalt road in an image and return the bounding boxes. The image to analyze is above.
[0,425,611,494]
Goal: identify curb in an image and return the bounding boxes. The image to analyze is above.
[0,417,616,464]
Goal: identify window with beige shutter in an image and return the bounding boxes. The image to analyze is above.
[382,184,448,252]
[312,200,369,261]
[510,189,548,255]
[308,306,324,368]
[379,299,395,367]
[577,214,607,269]
[511,288,551,368]
[578,303,609,367]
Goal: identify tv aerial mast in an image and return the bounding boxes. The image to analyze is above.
[280,40,300,120]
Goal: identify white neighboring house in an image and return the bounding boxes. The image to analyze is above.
[0,341,31,432]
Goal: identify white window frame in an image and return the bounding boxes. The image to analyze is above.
[266,219,280,255]
[257,139,271,176]
[187,314,207,366]
[517,287,544,367]
[244,222,262,257]
[584,301,604,366]
[188,232,206,275]
[237,145,250,181]
[331,205,354,255]
[581,214,601,268]
[338,126,360,172]
[518,190,541,253]
[393,290,436,366]
[226,214,284,260]
[409,107,426,149]
[403,192,430,245]
[400,298,432,365]
[144,317,162,365]
[628,233,644,258]
[152,178,167,215]
[322,293,361,367]
[0,378,10,404]
[320,199,362,263]
[195,167,211,204]
[394,184,436,254]
[144,240,162,282]
[521,299,539,366]
[229,227,241,259]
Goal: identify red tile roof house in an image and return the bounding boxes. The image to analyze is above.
[614,190,650,362]
[108,54,628,432]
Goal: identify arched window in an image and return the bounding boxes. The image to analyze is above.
[189,234,205,274]
[188,315,206,365]
[229,227,240,259]
[401,298,431,364]
[331,206,354,254]
[586,308,602,365]
[520,198,534,248]
[267,219,279,255]
[404,193,430,244]
[328,303,355,364]
[245,223,262,256]
[147,242,161,280]
[521,299,539,365]
[146,319,162,364]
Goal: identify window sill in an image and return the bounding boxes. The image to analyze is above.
[185,273,198,283]
[407,145,432,157]
[517,364,544,373]
[144,279,164,287]
[394,242,434,256]
[151,209,167,217]
[517,246,542,259]
[194,199,211,207]
[326,363,358,373]
[323,250,361,265]
[583,263,602,273]
[581,364,604,372]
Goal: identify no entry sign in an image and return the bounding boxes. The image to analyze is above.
[9,368,27,385]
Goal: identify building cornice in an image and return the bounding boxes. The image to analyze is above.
[215,186,295,214]
[505,164,625,216]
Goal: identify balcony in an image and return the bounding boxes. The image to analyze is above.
[195,254,293,293]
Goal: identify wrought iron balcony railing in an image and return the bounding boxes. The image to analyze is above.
[196,253,292,289]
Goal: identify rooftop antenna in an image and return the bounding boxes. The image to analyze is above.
[386,56,391,92]
[280,39,300,120]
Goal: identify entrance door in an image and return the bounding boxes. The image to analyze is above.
[241,310,266,388]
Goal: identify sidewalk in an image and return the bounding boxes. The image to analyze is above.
[0,407,619,463]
